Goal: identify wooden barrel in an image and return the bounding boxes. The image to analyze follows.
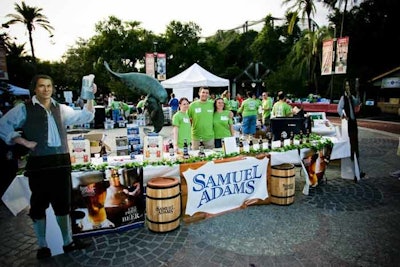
[146,177,181,232]
[270,163,295,205]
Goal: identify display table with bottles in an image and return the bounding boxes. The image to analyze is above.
[2,133,352,250]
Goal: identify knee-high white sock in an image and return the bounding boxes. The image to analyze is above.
[56,215,73,246]
[33,218,48,248]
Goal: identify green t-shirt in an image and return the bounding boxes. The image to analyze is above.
[120,102,130,112]
[238,98,260,117]
[172,111,191,148]
[111,101,120,110]
[136,100,145,108]
[213,110,233,139]
[271,101,293,117]
[262,97,273,119]
[188,100,214,141]
[230,99,239,111]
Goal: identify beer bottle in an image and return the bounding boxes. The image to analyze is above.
[129,143,135,159]
[306,129,310,143]
[267,132,272,150]
[100,143,107,162]
[168,139,176,162]
[290,131,294,146]
[239,136,244,153]
[168,139,174,157]
[280,132,285,148]
[183,139,190,159]
[248,136,254,151]
[198,138,206,158]
[258,136,263,151]
[99,134,108,162]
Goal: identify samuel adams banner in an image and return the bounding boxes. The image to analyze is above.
[182,156,269,216]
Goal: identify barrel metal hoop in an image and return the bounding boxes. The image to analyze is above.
[146,213,182,224]
[271,194,295,198]
[146,192,181,200]
[271,174,296,178]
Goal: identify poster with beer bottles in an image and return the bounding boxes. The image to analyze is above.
[71,167,145,237]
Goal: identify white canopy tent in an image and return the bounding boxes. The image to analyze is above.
[161,63,229,101]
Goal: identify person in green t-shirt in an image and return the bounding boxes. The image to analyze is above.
[230,97,239,117]
[110,99,121,122]
[221,90,232,112]
[188,87,215,149]
[213,98,234,148]
[172,97,191,151]
[136,95,145,114]
[271,92,293,118]
[237,91,260,136]
[261,91,273,130]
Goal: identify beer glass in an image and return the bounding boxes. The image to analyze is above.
[79,171,109,228]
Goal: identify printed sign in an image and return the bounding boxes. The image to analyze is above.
[183,157,269,216]
[71,167,145,237]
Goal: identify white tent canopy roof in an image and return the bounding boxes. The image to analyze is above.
[161,63,229,89]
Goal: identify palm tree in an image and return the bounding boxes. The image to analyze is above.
[289,27,329,94]
[282,0,317,33]
[321,0,362,37]
[5,1,54,62]
[6,42,28,59]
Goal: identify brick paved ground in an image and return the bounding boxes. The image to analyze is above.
[1,121,399,267]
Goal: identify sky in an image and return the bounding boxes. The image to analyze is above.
[1,0,331,62]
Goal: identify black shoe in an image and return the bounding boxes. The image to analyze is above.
[63,239,91,253]
[37,247,51,259]
[360,172,366,178]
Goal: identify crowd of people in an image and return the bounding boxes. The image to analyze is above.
[171,87,302,152]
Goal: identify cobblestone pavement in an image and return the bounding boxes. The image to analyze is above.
[1,123,399,267]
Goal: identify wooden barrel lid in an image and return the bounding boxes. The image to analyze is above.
[271,163,294,170]
[148,177,179,188]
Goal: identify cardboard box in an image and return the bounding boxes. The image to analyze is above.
[128,135,142,155]
[116,136,129,156]
[83,133,111,155]
[143,134,163,162]
[68,139,91,165]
